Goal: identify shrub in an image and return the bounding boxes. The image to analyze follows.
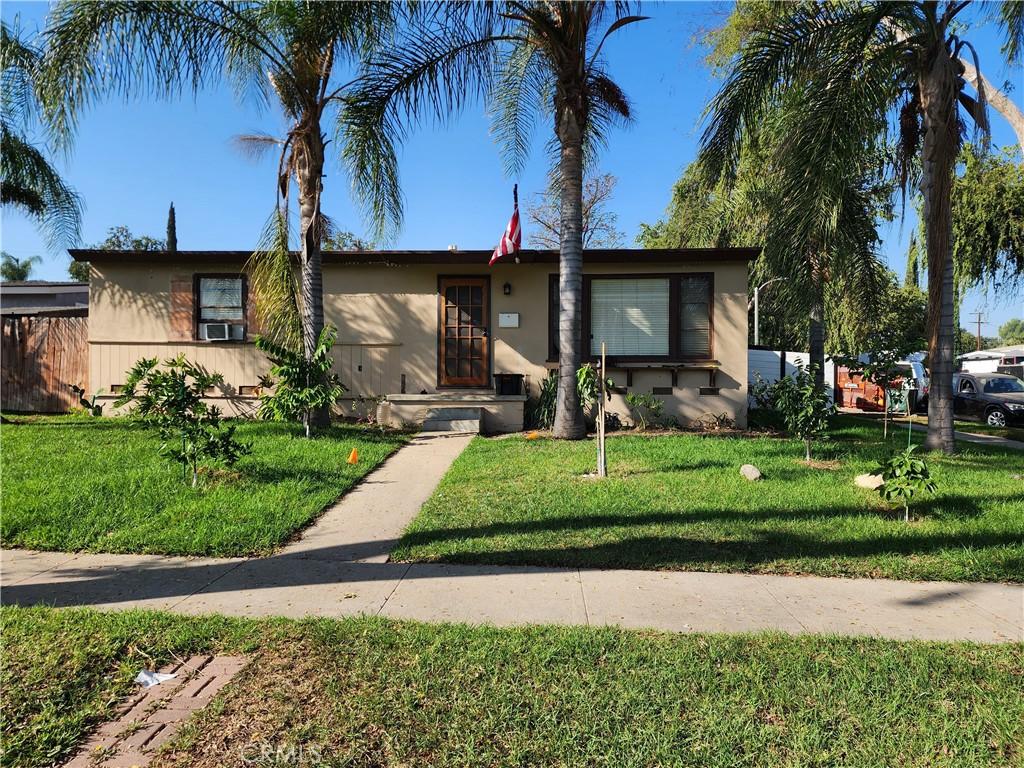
[771,362,836,461]
[255,326,346,437]
[528,365,609,430]
[69,384,103,416]
[876,446,937,521]
[625,392,664,430]
[114,356,251,486]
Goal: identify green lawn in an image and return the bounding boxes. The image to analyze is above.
[393,416,1024,582]
[3,606,1022,768]
[0,415,407,556]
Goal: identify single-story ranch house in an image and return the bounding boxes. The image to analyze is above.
[70,247,757,432]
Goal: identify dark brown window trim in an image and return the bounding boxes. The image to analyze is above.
[193,273,248,342]
[547,272,715,364]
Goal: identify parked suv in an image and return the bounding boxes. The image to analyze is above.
[952,372,1024,427]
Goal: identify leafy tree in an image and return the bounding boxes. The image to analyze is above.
[114,356,251,487]
[698,1,1024,455]
[876,446,937,522]
[1,20,81,249]
[41,1,398,429]
[906,145,1024,300]
[999,318,1024,346]
[67,259,88,282]
[1,252,41,281]
[771,362,837,462]
[255,326,346,439]
[344,3,646,439]
[836,346,907,441]
[93,225,165,252]
[952,146,1024,295]
[322,230,375,251]
[72,225,165,281]
[528,173,625,249]
[955,326,998,357]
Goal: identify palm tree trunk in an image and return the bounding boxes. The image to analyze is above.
[297,127,330,430]
[919,52,959,455]
[552,105,586,440]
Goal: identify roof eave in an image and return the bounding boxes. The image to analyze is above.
[68,247,762,265]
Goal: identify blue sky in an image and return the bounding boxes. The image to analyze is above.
[2,0,1021,333]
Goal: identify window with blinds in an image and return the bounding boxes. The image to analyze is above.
[549,273,714,361]
[679,275,711,358]
[195,275,246,340]
[590,278,670,356]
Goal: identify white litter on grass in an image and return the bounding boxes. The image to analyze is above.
[134,670,177,688]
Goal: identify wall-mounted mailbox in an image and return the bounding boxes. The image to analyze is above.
[498,312,520,328]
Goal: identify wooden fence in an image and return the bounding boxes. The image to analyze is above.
[1,314,89,413]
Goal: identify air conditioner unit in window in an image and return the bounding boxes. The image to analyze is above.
[202,323,230,341]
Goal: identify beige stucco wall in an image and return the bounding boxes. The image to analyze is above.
[87,256,749,427]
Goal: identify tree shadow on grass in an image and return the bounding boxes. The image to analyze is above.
[405,527,1024,576]
[401,494,1007,551]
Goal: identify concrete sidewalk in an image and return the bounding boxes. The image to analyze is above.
[3,547,1020,643]
[2,430,1021,644]
[905,421,1024,451]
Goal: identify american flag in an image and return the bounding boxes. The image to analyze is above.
[489,185,521,266]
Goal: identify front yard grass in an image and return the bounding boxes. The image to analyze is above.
[3,606,1022,768]
[0,415,407,557]
[394,416,1024,582]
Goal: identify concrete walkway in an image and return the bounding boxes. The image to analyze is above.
[2,432,1022,644]
[906,421,1024,451]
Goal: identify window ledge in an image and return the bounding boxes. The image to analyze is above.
[605,360,721,369]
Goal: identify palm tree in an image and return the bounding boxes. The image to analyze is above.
[40,1,396,428]
[699,1,1022,454]
[1,252,42,281]
[344,2,646,439]
[1,20,81,250]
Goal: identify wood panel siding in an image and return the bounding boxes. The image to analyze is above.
[168,274,194,341]
[2,315,89,412]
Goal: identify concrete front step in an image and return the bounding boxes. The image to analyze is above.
[422,407,482,433]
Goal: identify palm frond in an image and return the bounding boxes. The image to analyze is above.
[993,0,1024,64]
[490,37,550,176]
[1,122,83,249]
[245,207,301,350]
[698,2,912,182]
[340,14,504,239]
[231,132,283,162]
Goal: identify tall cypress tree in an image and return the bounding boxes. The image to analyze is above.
[166,202,177,253]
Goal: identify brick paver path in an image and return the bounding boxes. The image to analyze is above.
[64,655,248,767]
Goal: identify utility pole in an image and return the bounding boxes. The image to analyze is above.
[968,310,987,351]
[750,277,787,347]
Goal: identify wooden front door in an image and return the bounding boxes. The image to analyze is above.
[439,276,490,387]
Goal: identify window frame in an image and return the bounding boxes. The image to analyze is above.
[548,272,715,363]
[193,273,248,342]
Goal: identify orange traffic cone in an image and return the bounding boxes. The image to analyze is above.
[347,448,359,464]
